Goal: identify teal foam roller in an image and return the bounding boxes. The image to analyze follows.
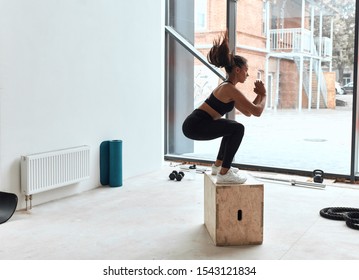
[109,140,123,187]
[100,140,123,187]
[100,141,110,186]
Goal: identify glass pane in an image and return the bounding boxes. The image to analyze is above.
[167,36,224,160]
[232,0,355,175]
[166,36,194,155]
[166,0,355,177]
[166,0,227,159]
[194,0,226,57]
[193,0,227,108]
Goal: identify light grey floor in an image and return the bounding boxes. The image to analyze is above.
[1,164,359,260]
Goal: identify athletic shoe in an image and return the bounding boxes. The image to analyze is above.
[211,164,239,175]
[216,169,247,184]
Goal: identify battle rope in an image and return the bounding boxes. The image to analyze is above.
[319,207,359,230]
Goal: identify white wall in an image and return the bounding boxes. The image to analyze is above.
[0,0,164,209]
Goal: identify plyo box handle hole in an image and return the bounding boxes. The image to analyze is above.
[237,209,242,221]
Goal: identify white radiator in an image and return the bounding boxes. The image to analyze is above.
[21,146,90,207]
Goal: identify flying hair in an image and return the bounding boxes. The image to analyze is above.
[207,31,247,74]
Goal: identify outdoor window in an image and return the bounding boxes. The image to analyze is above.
[195,0,207,31]
[165,0,358,180]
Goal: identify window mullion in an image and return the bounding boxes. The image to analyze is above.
[226,0,237,120]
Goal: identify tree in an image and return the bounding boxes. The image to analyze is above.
[332,14,355,83]
[320,0,355,84]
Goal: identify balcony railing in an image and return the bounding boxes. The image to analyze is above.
[315,37,332,58]
[269,28,332,58]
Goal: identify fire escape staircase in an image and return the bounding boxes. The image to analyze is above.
[270,28,330,109]
[296,58,328,109]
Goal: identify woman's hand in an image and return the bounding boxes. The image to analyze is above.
[254,80,266,96]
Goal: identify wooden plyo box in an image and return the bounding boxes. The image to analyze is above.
[204,173,264,246]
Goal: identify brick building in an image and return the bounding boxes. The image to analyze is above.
[194,0,336,110]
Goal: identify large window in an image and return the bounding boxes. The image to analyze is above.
[195,0,207,31]
[165,0,358,180]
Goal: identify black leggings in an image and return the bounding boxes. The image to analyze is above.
[182,109,245,169]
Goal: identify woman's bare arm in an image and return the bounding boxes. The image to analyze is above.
[233,80,266,117]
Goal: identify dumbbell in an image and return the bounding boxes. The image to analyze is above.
[169,170,177,180]
[169,170,185,181]
[313,169,324,183]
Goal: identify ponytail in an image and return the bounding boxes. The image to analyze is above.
[207,31,247,74]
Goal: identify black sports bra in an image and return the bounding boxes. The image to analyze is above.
[204,89,235,116]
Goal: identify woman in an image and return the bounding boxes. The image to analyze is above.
[182,32,266,183]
